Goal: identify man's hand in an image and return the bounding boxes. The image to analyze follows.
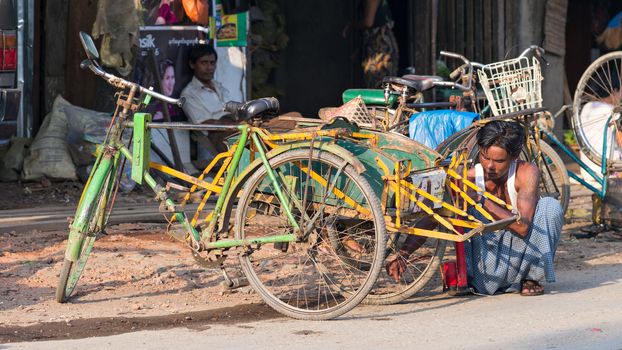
[385,255,406,283]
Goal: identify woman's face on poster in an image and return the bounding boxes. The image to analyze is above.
[162,65,176,96]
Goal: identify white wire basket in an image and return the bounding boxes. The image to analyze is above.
[478,56,543,116]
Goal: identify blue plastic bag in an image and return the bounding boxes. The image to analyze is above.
[408,110,479,150]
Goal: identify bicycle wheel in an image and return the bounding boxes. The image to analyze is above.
[56,160,116,303]
[572,51,622,167]
[364,225,446,305]
[235,149,386,320]
[531,141,570,214]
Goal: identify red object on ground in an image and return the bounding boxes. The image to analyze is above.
[443,260,457,289]
[455,240,468,288]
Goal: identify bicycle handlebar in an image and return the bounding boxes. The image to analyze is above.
[471,61,485,70]
[80,59,184,107]
[518,45,545,58]
[437,51,473,91]
[518,45,548,65]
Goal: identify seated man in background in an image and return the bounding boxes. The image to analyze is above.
[181,44,237,161]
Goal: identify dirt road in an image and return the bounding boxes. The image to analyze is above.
[1,181,622,344]
[4,263,622,350]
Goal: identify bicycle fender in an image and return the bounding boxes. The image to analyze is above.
[270,141,367,173]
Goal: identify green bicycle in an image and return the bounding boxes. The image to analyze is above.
[56,32,388,320]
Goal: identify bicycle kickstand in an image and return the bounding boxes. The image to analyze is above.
[220,265,249,291]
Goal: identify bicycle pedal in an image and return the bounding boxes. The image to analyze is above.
[159,201,185,213]
[166,224,188,242]
[166,182,190,192]
[273,242,289,252]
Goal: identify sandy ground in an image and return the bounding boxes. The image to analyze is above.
[1,180,622,343]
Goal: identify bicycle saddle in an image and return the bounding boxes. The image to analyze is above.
[400,75,444,91]
[224,97,280,120]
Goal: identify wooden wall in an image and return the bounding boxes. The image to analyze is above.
[409,0,523,74]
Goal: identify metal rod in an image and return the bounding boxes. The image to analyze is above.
[251,132,300,231]
[124,121,240,131]
[204,234,296,249]
[542,129,603,185]
[205,125,250,235]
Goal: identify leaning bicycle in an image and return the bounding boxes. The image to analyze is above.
[56,32,388,320]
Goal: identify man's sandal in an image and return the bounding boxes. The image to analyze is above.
[520,280,544,296]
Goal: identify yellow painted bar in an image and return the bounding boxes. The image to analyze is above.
[297,164,372,217]
[399,180,480,221]
[183,148,234,201]
[149,162,222,193]
[385,224,484,242]
[447,180,494,221]
[374,157,391,178]
[351,132,375,139]
[446,217,481,229]
[262,128,347,142]
[192,156,232,227]
[445,168,513,210]
[462,152,469,211]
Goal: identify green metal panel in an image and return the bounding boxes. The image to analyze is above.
[333,130,441,199]
[131,113,151,184]
[342,89,398,107]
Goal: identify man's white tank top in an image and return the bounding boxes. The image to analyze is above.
[475,161,518,209]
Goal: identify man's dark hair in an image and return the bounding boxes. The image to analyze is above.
[476,120,524,158]
[188,44,217,64]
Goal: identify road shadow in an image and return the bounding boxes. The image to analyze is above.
[0,303,281,343]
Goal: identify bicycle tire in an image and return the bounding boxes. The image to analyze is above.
[533,141,570,214]
[364,225,447,305]
[56,163,116,303]
[235,149,386,320]
[572,51,622,167]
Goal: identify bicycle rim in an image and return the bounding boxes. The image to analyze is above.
[572,51,622,167]
[235,149,386,320]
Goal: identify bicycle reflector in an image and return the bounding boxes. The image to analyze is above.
[0,31,17,71]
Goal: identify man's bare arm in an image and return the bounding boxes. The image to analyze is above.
[480,162,540,237]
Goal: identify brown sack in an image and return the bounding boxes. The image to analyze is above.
[182,0,209,25]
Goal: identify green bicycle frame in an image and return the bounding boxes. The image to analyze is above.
[122,123,299,249]
[65,154,114,261]
[542,113,616,199]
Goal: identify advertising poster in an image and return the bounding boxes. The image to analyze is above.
[135,25,209,122]
[134,26,209,172]
[211,0,248,47]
